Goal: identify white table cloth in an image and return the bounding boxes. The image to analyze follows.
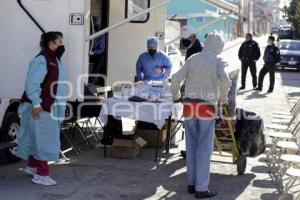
[99,98,182,129]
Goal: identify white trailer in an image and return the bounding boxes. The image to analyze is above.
[0,0,238,163]
[0,0,169,162]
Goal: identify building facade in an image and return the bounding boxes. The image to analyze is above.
[167,0,239,43]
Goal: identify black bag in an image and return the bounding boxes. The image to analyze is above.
[102,115,135,145]
[235,109,266,157]
[101,115,123,145]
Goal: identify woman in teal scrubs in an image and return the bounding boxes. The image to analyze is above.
[17,32,68,186]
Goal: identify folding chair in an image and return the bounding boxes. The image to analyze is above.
[269,139,300,175]
[271,106,300,125]
[267,122,300,167]
[60,124,82,161]
[265,112,300,132]
[273,98,300,116]
[75,117,103,148]
[276,154,300,184]
[280,167,300,200]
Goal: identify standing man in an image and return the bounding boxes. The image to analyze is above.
[238,33,261,90]
[171,31,231,198]
[136,37,172,81]
[255,36,281,93]
[89,25,106,85]
[181,25,203,60]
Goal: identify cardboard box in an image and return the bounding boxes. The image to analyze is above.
[112,137,147,159]
[135,127,167,148]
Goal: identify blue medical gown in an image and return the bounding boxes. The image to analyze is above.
[136,51,172,81]
[16,55,68,161]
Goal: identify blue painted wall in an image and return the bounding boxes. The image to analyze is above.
[167,0,237,43]
[167,0,217,15]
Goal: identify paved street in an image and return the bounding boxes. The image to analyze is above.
[0,36,299,200]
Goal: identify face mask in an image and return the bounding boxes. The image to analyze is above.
[181,39,192,48]
[268,42,273,46]
[56,45,65,59]
[148,49,157,56]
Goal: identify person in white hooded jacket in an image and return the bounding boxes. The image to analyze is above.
[171,31,231,199]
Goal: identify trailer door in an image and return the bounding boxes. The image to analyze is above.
[106,0,167,85]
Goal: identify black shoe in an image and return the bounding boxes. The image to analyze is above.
[195,191,217,199]
[188,185,195,194]
[181,150,186,159]
[254,87,262,91]
[239,86,245,90]
[267,89,273,93]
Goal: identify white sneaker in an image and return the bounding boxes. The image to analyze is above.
[32,174,57,186]
[24,166,36,176]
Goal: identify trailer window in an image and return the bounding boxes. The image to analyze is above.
[125,0,150,23]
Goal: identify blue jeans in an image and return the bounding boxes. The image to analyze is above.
[184,118,215,192]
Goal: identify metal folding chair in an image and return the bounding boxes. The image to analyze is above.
[267,122,300,168]
[266,108,300,132]
[60,124,82,161]
[279,167,300,200]
[273,98,300,116]
[75,117,103,148]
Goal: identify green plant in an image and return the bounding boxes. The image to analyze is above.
[282,0,300,38]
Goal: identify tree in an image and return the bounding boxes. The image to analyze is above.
[283,0,300,38]
[295,1,300,38]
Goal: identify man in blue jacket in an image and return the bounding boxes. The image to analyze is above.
[136,37,172,81]
[255,36,280,93]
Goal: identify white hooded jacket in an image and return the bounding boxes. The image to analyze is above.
[171,31,231,104]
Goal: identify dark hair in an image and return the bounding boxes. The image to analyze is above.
[39,31,60,50]
[268,35,275,42]
[246,33,252,38]
[39,33,46,49]
[55,31,63,38]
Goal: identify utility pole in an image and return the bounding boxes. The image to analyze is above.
[238,0,244,37]
[248,0,253,34]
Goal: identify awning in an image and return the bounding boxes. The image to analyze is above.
[167,11,220,20]
[199,0,239,14]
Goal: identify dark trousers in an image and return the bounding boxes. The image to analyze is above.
[241,60,257,88]
[258,62,275,90]
[89,53,105,85]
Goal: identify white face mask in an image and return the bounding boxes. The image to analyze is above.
[268,42,273,46]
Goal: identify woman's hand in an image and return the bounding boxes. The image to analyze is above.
[31,106,43,120]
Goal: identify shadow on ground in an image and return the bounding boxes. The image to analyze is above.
[0,148,259,200]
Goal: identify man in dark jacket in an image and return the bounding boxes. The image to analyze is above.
[255,36,280,93]
[238,33,261,90]
[181,26,203,60]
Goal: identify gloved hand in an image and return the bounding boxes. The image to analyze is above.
[154,67,164,74]
[173,97,184,103]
